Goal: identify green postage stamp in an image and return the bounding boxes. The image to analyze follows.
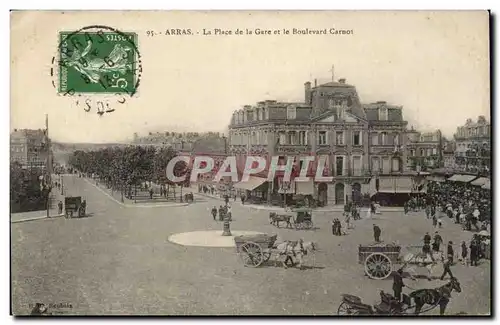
[58,30,139,95]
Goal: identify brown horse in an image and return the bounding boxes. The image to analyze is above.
[409,277,462,315]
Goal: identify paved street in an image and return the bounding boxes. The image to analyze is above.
[11,175,490,315]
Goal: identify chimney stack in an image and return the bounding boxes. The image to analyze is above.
[339,78,346,84]
[314,79,317,87]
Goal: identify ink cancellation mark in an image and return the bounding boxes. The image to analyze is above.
[53,25,142,96]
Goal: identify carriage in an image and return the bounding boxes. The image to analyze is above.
[64,196,85,218]
[337,291,411,315]
[359,243,446,280]
[292,207,314,229]
[337,277,463,315]
[269,207,314,230]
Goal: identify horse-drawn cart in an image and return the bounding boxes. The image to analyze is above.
[359,243,401,280]
[64,196,85,218]
[269,207,313,230]
[234,234,277,267]
[292,207,314,229]
[359,243,447,280]
[234,234,317,269]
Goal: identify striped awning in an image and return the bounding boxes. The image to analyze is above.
[471,177,489,187]
[447,174,477,183]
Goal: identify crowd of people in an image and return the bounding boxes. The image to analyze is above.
[404,179,492,271]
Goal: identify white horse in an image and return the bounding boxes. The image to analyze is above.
[274,239,318,269]
[401,250,446,280]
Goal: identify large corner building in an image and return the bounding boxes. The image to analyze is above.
[227,77,421,207]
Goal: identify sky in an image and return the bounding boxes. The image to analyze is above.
[11,11,490,143]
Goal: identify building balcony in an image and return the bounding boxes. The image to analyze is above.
[275,144,311,154]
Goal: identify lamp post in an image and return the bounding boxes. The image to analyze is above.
[222,215,232,236]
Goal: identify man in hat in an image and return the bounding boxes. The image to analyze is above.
[392,268,405,302]
[440,258,454,280]
[447,241,454,265]
[432,231,443,252]
[373,224,381,242]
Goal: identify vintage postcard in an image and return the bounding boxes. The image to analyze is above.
[10,11,491,316]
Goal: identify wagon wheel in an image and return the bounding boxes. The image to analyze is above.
[364,252,392,280]
[304,220,313,229]
[337,301,359,315]
[240,242,264,267]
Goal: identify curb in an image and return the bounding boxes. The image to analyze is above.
[11,214,65,224]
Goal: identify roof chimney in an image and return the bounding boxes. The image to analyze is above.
[338,78,346,84]
[314,79,317,87]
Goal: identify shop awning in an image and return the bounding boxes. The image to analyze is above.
[427,176,446,183]
[471,177,489,187]
[447,174,477,183]
[234,176,267,191]
[295,180,314,195]
[395,177,413,193]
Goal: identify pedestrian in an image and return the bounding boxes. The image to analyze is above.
[227,205,232,221]
[392,268,405,301]
[437,217,443,228]
[432,215,438,229]
[404,201,409,215]
[211,206,217,221]
[337,219,343,235]
[447,241,454,265]
[345,213,351,230]
[432,231,443,252]
[331,219,336,236]
[373,224,381,242]
[425,205,431,219]
[470,236,479,266]
[461,241,468,266]
[57,200,63,215]
[423,232,434,263]
[240,194,245,205]
[149,188,154,200]
[440,258,454,280]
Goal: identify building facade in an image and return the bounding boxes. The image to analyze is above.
[405,129,443,171]
[453,116,490,175]
[228,77,413,206]
[10,129,48,169]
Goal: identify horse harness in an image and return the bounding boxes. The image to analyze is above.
[283,240,306,256]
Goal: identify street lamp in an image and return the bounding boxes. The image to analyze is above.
[222,134,228,154]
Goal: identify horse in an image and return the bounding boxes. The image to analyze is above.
[401,250,446,280]
[269,212,293,228]
[274,239,318,269]
[409,277,462,315]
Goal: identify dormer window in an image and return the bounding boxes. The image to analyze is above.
[379,107,388,121]
[287,106,296,119]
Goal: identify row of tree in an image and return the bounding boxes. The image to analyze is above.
[68,146,191,199]
[10,162,50,213]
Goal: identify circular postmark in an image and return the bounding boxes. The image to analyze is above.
[49,25,143,116]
